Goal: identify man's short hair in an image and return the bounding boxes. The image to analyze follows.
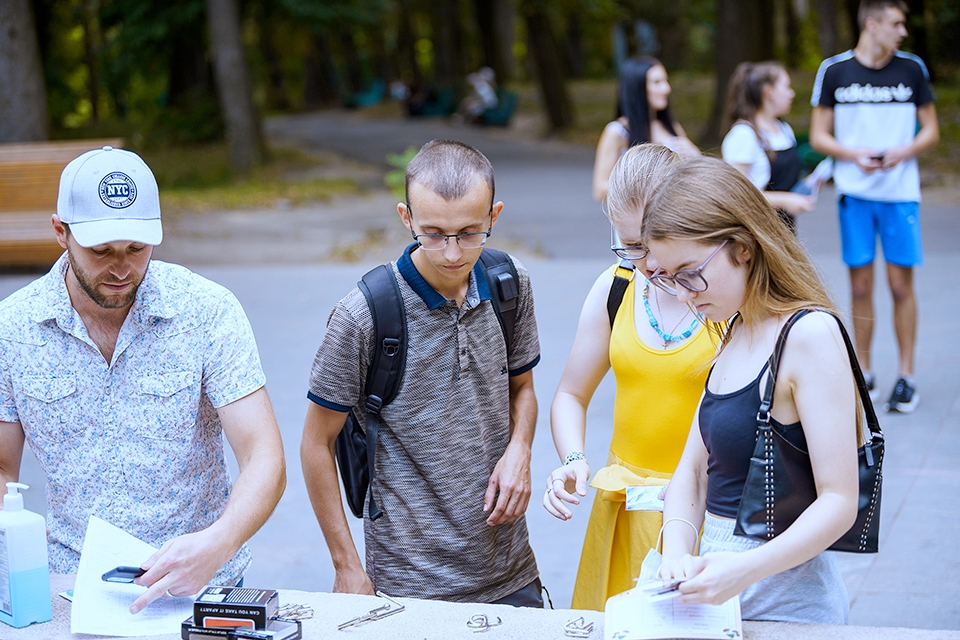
[859,0,908,31]
[405,140,495,208]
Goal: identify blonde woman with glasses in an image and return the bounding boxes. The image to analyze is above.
[644,156,858,623]
[543,144,718,610]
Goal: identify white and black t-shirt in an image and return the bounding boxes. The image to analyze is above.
[812,50,934,202]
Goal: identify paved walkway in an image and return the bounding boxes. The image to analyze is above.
[3,109,959,630]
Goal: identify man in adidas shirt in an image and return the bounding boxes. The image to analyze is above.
[810,0,938,414]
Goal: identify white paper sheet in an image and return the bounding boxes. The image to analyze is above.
[605,587,743,640]
[70,516,193,636]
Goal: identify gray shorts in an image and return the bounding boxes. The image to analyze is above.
[700,513,849,623]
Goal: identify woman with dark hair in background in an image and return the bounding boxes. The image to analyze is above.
[721,61,818,231]
[592,57,699,202]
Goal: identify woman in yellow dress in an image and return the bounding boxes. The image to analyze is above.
[543,144,719,611]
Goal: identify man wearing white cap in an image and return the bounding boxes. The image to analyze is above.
[0,147,286,613]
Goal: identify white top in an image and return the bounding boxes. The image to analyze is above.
[721,120,797,190]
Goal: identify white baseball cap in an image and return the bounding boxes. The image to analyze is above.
[57,146,162,247]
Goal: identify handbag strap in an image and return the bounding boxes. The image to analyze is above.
[758,309,882,444]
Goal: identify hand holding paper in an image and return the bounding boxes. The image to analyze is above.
[131,526,232,614]
[71,516,194,636]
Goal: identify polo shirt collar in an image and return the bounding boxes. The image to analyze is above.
[397,243,492,310]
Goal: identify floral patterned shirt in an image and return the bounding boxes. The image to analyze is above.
[0,255,265,583]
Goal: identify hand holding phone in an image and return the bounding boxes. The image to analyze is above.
[102,565,147,584]
[639,577,687,602]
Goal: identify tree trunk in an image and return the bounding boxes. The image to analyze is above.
[494,0,516,82]
[474,0,498,69]
[815,0,840,57]
[904,0,934,80]
[843,0,859,49]
[0,0,50,141]
[523,2,574,132]
[339,29,364,95]
[473,0,514,82]
[82,0,100,122]
[702,0,774,147]
[168,31,212,108]
[563,10,584,79]
[785,0,802,69]
[205,0,263,170]
[431,0,460,87]
[304,30,341,107]
[659,0,690,69]
[396,0,423,83]
[369,27,394,85]
[261,25,291,111]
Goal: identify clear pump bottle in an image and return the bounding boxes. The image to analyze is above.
[0,482,52,628]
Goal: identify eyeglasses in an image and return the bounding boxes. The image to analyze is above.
[610,226,649,260]
[407,206,492,251]
[649,240,729,295]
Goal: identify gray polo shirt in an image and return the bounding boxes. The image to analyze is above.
[308,244,540,602]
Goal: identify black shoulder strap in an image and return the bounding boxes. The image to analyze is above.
[356,264,408,520]
[758,309,882,447]
[479,248,519,355]
[606,259,635,328]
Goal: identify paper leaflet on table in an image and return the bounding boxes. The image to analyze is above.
[604,586,742,640]
[70,515,193,636]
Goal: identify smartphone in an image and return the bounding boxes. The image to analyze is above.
[639,577,686,601]
[102,566,146,583]
[870,154,885,161]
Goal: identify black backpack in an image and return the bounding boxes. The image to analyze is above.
[335,248,520,520]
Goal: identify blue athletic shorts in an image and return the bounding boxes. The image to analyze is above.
[838,195,923,268]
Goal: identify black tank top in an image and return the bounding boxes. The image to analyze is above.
[699,361,805,518]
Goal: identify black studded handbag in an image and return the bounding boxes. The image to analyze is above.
[734,309,883,553]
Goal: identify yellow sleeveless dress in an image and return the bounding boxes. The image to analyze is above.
[570,266,716,611]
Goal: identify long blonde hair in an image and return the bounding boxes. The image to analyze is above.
[641,156,837,326]
[605,143,680,224]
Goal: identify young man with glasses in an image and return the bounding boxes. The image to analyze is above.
[301,140,542,606]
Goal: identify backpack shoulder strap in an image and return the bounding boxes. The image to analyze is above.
[358,264,407,408]
[606,259,635,328]
[479,248,519,354]
[355,264,408,520]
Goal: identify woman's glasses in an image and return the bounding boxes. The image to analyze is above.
[610,226,649,260]
[649,240,729,295]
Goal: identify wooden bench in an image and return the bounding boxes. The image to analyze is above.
[0,139,123,268]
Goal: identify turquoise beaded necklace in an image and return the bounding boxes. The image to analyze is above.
[642,282,700,348]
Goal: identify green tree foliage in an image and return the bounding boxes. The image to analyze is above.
[21,0,952,145]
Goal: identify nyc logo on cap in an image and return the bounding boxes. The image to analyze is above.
[98,172,138,209]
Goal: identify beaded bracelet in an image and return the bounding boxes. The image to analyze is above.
[563,451,587,466]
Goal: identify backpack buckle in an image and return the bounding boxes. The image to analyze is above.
[382,338,400,357]
[366,394,384,413]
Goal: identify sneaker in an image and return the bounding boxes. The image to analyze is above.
[885,377,919,413]
[863,372,880,402]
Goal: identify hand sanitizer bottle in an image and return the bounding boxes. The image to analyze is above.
[0,483,52,628]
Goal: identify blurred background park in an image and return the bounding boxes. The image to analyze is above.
[5,3,960,624]
[2,0,958,221]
